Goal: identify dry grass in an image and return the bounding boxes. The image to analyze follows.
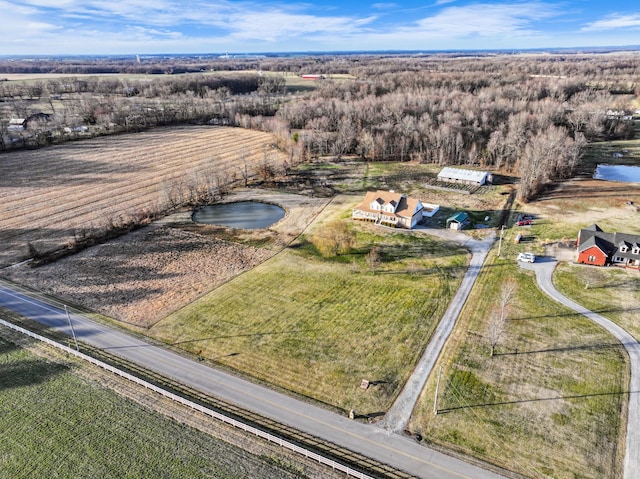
[2,190,330,327]
[0,125,283,267]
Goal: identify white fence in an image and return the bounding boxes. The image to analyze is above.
[0,318,376,479]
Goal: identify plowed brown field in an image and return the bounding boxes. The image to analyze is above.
[0,126,281,267]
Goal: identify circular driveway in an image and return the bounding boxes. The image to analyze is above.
[520,258,640,479]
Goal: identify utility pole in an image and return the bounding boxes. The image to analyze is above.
[434,365,442,415]
[497,224,505,257]
[65,305,79,351]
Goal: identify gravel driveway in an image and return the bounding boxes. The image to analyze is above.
[521,257,640,479]
[380,227,496,432]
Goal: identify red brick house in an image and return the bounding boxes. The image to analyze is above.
[577,224,640,269]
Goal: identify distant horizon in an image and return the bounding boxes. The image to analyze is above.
[3,44,640,61]
[2,1,640,56]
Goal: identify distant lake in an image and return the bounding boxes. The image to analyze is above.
[593,164,640,183]
[192,201,285,229]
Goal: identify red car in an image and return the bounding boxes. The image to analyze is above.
[516,219,532,226]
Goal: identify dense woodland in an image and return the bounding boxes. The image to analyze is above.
[1,53,638,200]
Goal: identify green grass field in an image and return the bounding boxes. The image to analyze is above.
[409,252,627,479]
[150,224,468,414]
[554,263,640,341]
[0,335,309,479]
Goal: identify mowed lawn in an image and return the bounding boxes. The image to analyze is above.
[0,336,307,479]
[555,263,640,341]
[409,253,627,479]
[150,228,468,414]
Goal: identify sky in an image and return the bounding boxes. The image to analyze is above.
[1,0,639,56]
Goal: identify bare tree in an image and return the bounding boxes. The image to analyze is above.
[366,246,381,272]
[488,308,505,358]
[312,221,355,257]
[236,148,250,187]
[488,280,516,357]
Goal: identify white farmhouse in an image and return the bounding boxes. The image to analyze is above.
[352,190,426,229]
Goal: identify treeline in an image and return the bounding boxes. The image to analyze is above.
[0,74,262,98]
[1,53,638,200]
[266,55,637,201]
[0,73,281,150]
[3,52,640,80]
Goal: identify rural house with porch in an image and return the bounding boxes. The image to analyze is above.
[576,224,640,269]
[352,190,428,229]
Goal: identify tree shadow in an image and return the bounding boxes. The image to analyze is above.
[514,306,640,321]
[170,328,321,346]
[494,341,626,356]
[0,339,69,391]
[438,390,630,414]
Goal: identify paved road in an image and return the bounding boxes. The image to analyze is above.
[0,280,508,479]
[521,258,640,479]
[381,230,496,432]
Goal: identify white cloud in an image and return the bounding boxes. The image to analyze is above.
[2,0,639,55]
[413,2,558,37]
[371,3,398,9]
[582,14,640,31]
[212,9,377,42]
[0,1,62,40]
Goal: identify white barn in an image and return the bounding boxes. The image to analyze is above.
[437,167,490,186]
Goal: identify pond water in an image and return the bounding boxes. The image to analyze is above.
[192,201,285,229]
[593,164,640,183]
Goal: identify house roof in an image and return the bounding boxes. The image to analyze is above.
[354,190,423,219]
[437,167,488,183]
[578,234,611,256]
[577,225,640,260]
[447,212,469,223]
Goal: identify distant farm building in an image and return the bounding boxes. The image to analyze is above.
[437,167,491,186]
[301,74,325,80]
[8,119,25,130]
[446,212,470,230]
[577,224,640,269]
[25,112,52,128]
[352,190,430,229]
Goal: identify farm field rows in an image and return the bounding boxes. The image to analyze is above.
[2,190,330,327]
[0,125,282,267]
[0,324,335,479]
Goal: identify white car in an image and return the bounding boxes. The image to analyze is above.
[517,252,536,263]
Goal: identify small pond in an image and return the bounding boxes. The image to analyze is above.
[593,164,640,183]
[192,201,285,229]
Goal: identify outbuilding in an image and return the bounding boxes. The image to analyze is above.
[8,119,25,130]
[446,212,470,230]
[437,167,490,186]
